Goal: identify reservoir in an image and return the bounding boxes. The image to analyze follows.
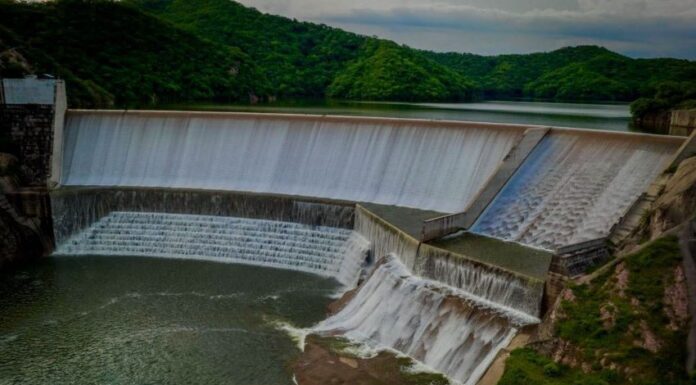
[0,257,339,385]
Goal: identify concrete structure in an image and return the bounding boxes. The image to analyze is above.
[551,238,611,277]
[1,77,57,105]
[0,77,66,268]
[421,126,549,241]
[609,130,696,249]
[670,109,696,136]
[0,78,65,186]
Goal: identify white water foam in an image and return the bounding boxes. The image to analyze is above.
[314,255,536,385]
[60,112,520,213]
[53,212,370,286]
[473,132,679,250]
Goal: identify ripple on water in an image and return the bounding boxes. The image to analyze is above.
[0,256,340,385]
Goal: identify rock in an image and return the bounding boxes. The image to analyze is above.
[650,157,696,238]
[600,302,617,329]
[561,288,576,302]
[614,262,629,297]
[338,357,358,369]
[633,320,662,353]
[664,265,689,330]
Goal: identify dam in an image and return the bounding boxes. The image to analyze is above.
[4,89,690,385]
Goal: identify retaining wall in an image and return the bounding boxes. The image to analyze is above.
[356,204,546,316]
[51,187,356,245]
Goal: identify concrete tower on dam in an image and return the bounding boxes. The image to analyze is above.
[0,77,66,267]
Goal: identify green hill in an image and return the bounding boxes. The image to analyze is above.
[0,0,268,107]
[327,40,475,101]
[1,0,695,106]
[131,0,367,98]
[424,46,696,101]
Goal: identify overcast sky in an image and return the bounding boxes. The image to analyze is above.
[237,0,696,59]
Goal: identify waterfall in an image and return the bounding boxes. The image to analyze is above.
[354,205,545,316]
[50,188,355,246]
[60,111,521,213]
[354,205,420,269]
[417,244,544,317]
[54,212,370,286]
[315,255,537,385]
[472,132,680,250]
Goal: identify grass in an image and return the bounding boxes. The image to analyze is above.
[499,348,613,385]
[501,236,692,385]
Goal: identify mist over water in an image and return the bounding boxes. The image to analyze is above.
[0,257,339,385]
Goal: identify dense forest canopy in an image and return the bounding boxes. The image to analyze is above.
[1,0,695,107]
[630,82,696,120]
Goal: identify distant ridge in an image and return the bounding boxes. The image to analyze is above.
[1,0,695,106]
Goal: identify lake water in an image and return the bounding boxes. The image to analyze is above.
[165,100,635,132]
[0,256,339,385]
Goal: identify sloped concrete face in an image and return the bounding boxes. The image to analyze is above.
[59,110,524,213]
[421,126,549,241]
[472,130,682,251]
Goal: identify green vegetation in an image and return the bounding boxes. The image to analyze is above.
[327,40,475,101]
[131,0,365,99]
[424,46,696,101]
[0,0,267,107]
[500,236,692,385]
[499,348,613,385]
[630,81,696,121]
[1,0,695,106]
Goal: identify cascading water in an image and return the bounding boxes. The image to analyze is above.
[50,188,356,246]
[354,206,545,316]
[315,255,537,385]
[60,112,521,213]
[417,245,544,317]
[54,212,370,286]
[49,111,684,384]
[472,132,680,250]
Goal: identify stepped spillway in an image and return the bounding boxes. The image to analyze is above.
[472,132,680,250]
[315,255,536,385]
[60,111,522,213]
[54,212,370,286]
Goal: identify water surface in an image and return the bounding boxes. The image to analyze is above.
[163,100,634,132]
[0,256,339,385]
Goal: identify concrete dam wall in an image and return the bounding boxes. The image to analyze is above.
[54,110,685,275]
[60,110,524,213]
[471,130,682,250]
[49,109,688,385]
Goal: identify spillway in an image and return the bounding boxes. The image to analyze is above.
[315,255,536,385]
[54,212,370,286]
[60,111,522,213]
[472,131,680,250]
[48,109,688,385]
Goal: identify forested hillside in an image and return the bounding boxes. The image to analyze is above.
[424,47,696,101]
[1,0,695,107]
[0,0,267,107]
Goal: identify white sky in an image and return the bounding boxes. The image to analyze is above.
[237,0,696,58]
